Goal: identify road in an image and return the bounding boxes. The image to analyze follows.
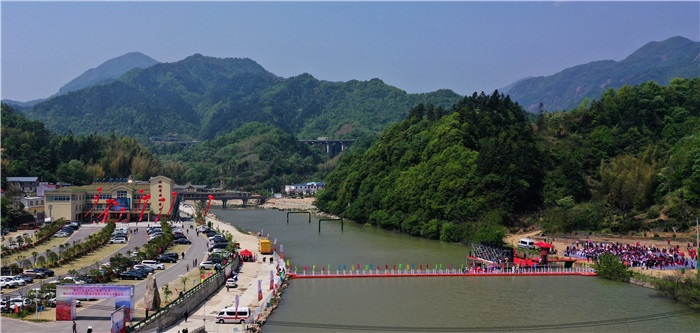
[1,219,209,333]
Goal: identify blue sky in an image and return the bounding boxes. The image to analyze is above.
[2,1,698,102]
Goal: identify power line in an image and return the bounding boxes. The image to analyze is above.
[265,309,697,332]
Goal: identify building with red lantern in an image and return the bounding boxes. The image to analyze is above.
[43,176,176,222]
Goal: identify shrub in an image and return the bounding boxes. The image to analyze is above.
[593,253,632,282]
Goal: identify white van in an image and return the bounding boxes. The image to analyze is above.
[216,307,250,324]
[517,238,536,249]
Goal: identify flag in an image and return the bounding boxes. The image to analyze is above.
[235,295,240,316]
[274,238,277,245]
[344,265,347,270]
[258,280,262,301]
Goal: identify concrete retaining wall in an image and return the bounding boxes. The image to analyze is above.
[133,257,241,332]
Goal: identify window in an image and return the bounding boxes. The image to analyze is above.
[48,195,70,202]
[116,190,127,198]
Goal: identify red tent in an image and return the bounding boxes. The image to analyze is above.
[240,249,252,256]
[534,242,555,248]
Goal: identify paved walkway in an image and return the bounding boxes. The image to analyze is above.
[163,209,285,333]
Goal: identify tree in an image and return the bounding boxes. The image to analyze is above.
[181,276,189,293]
[162,283,172,303]
[593,253,632,282]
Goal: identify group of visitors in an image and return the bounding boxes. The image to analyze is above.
[564,240,698,270]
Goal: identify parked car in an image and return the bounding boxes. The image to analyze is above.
[110,237,128,244]
[14,274,34,283]
[163,252,179,260]
[59,276,86,285]
[1,277,19,288]
[119,270,146,280]
[199,261,217,270]
[174,238,191,244]
[141,260,165,270]
[132,265,155,274]
[3,227,18,233]
[225,278,238,288]
[36,267,55,277]
[23,269,46,279]
[69,221,81,229]
[157,254,178,263]
[11,276,27,286]
[203,230,218,237]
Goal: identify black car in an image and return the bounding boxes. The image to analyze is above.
[36,267,55,277]
[174,238,191,244]
[119,270,145,280]
[203,230,217,237]
[174,233,187,239]
[157,254,177,263]
[164,252,179,259]
[3,227,17,233]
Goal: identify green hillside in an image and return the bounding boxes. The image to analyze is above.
[1,103,162,186]
[160,122,328,192]
[506,36,700,112]
[317,78,700,243]
[25,54,462,143]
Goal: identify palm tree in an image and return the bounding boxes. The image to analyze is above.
[181,277,188,293]
[31,251,39,266]
[58,243,65,257]
[162,283,172,303]
[68,269,78,277]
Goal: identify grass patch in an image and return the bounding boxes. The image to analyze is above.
[52,243,126,276]
[4,237,68,264]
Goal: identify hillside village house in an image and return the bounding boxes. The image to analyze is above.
[44,176,175,222]
[6,177,39,194]
[284,182,325,195]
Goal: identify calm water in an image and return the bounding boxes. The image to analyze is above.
[211,207,700,332]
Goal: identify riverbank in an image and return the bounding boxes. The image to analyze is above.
[504,229,698,280]
[163,207,285,332]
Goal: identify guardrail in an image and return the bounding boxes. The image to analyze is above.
[289,265,596,278]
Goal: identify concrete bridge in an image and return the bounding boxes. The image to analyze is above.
[175,190,269,209]
[299,138,355,156]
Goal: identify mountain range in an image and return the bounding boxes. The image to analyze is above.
[21,54,462,142]
[6,36,699,143]
[504,36,700,112]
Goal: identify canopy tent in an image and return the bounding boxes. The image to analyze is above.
[240,249,253,256]
[534,242,555,248]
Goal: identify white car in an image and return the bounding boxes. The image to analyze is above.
[1,277,18,288]
[141,260,165,270]
[57,277,85,285]
[225,278,238,288]
[9,297,30,307]
[199,261,217,270]
[110,237,128,244]
[11,276,27,286]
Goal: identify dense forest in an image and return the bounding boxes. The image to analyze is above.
[158,122,330,192]
[1,103,162,187]
[317,78,700,243]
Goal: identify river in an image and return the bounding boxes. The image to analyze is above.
[211,207,700,332]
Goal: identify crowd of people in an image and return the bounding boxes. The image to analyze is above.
[564,240,698,270]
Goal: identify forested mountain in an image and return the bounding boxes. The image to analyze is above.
[160,122,328,192]
[24,54,462,143]
[1,103,162,186]
[317,78,700,243]
[57,51,159,95]
[505,36,700,112]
